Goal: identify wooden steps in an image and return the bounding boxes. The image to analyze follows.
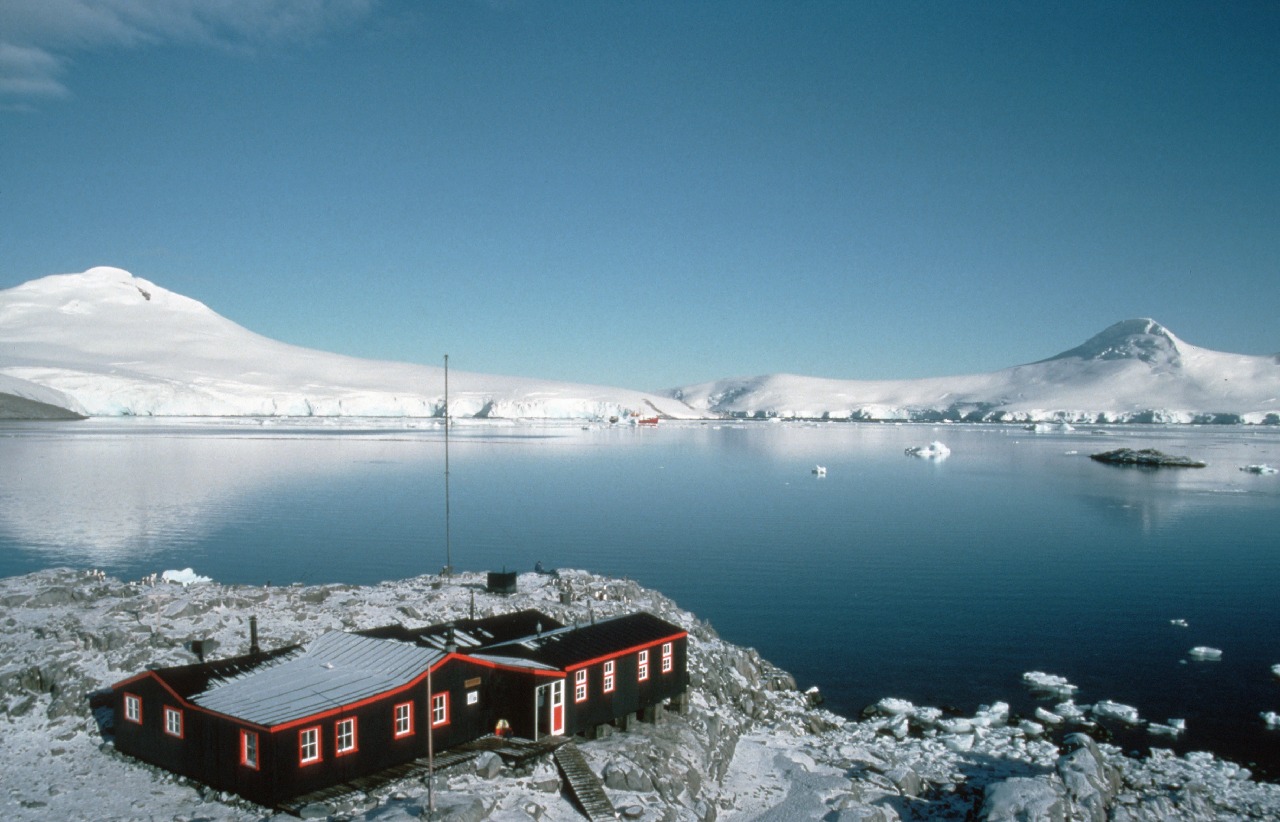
[554,740,617,821]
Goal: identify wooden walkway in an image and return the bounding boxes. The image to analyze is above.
[554,740,617,821]
[278,734,567,816]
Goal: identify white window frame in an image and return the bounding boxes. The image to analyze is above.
[241,730,259,770]
[300,726,321,765]
[662,641,674,673]
[574,669,588,703]
[123,693,142,724]
[431,692,449,727]
[336,717,357,756]
[394,702,414,738]
[163,706,183,738]
[638,649,650,682]
[603,660,616,693]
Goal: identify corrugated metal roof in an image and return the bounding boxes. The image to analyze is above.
[191,632,442,727]
[467,653,561,672]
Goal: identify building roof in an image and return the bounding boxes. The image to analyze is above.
[482,612,686,670]
[191,631,443,727]
[358,609,565,652]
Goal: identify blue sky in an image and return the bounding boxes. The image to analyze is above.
[2,1,1276,390]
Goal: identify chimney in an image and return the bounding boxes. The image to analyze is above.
[249,615,261,656]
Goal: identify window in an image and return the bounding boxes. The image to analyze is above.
[336,717,357,756]
[662,642,674,674]
[431,693,449,727]
[240,730,259,770]
[574,669,588,703]
[466,690,479,706]
[299,726,321,765]
[638,649,650,681]
[163,706,183,738]
[603,660,616,693]
[394,702,414,738]
[123,693,142,724]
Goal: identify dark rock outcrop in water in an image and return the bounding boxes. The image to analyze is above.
[1090,448,1207,468]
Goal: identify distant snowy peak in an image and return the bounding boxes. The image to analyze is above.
[0,267,700,420]
[1042,318,1185,368]
[669,319,1279,424]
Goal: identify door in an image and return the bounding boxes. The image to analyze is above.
[549,679,565,736]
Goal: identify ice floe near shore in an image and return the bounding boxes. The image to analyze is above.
[1189,646,1224,661]
[2,567,1280,821]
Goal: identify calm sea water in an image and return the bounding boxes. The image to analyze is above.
[3,418,1279,775]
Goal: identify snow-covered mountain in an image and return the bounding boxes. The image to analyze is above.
[3,267,1276,423]
[0,267,698,420]
[670,318,1280,424]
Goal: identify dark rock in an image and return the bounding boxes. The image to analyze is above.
[1089,448,1206,468]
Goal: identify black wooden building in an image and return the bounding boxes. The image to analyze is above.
[110,609,688,807]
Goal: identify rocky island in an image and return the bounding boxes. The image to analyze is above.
[1089,448,1208,468]
[2,568,1277,821]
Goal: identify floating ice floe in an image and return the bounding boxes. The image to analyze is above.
[1170,618,1189,627]
[1054,701,1089,723]
[1092,700,1142,724]
[1272,664,1280,678]
[1034,707,1064,725]
[1240,464,1278,475]
[1262,712,1280,730]
[160,568,212,586]
[812,465,826,476]
[1188,646,1223,661]
[1022,671,1079,696]
[904,441,950,459]
[1148,719,1187,737]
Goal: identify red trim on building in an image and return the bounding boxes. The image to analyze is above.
[563,632,688,672]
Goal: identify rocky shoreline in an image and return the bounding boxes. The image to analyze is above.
[2,568,1277,821]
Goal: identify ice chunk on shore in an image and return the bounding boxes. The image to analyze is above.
[1092,700,1141,724]
[1262,712,1280,730]
[1035,707,1064,725]
[1188,646,1223,661]
[1148,719,1186,737]
[161,568,212,586]
[1022,671,1079,696]
[1240,464,1278,475]
[904,441,950,459]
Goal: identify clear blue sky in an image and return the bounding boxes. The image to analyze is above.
[2,1,1276,390]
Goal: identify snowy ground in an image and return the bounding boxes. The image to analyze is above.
[2,568,1278,821]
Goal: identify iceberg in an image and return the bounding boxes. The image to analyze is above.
[1188,646,1223,661]
[1241,464,1278,475]
[160,568,212,586]
[904,441,950,459]
[1091,700,1141,725]
[1022,671,1079,697]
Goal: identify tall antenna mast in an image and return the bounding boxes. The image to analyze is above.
[443,354,452,578]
